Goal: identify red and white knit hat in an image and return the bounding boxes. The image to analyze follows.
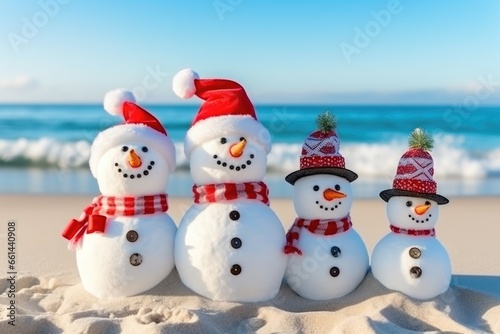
[285,112,357,185]
[172,68,271,158]
[380,128,448,204]
[89,89,176,178]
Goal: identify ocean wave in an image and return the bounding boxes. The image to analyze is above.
[0,138,91,169]
[0,137,499,178]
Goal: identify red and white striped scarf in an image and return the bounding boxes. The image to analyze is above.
[62,194,168,248]
[193,181,270,206]
[390,225,436,237]
[284,216,352,255]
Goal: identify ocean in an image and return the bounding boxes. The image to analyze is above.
[1,104,499,198]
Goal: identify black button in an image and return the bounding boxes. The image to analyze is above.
[231,237,242,249]
[130,253,142,266]
[409,247,421,259]
[126,230,138,242]
[231,264,242,275]
[330,246,341,257]
[410,266,422,278]
[330,266,340,277]
[229,210,240,221]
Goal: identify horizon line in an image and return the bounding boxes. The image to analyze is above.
[1,102,499,108]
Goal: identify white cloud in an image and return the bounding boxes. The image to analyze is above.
[0,75,38,90]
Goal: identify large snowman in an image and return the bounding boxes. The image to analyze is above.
[372,128,451,300]
[172,69,287,302]
[62,89,177,298]
[283,112,369,300]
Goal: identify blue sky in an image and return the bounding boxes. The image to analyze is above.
[1,0,499,104]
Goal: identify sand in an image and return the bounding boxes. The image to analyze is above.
[0,194,499,333]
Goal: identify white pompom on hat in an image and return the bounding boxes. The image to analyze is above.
[172,69,271,158]
[172,68,199,99]
[103,89,136,116]
[89,89,176,178]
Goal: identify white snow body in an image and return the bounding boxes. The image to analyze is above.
[371,196,451,299]
[176,134,286,302]
[76,142,177,298]
[285,228,369,300]
[284,174,369,300]
[175,200,287,302]
[371,232,451,299]
[76,213,176,298]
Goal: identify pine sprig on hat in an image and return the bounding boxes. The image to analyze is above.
[408,128,433,151]
[316,111,337,133]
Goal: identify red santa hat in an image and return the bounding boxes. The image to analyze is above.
[380,128,448,204]
[172,68,271,158]
[285,112,358,185]
[89,89,176,177]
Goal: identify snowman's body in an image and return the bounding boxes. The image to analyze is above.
[67,118,177,298]
[63,90,178,298]
[77,214,176,298]
[285,228,368,300]
[175,133,287,302]
[371,196,451,299]
[284,174,369,300]
[175,201,286,302]
[371,232,450,300]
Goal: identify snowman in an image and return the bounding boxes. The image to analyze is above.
[172,69,287,302]
[283,112,369,300]
[61,89,177,298]
[371,128,451,300]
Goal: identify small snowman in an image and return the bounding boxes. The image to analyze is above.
[172,69,287,302]
[283,112,369,300]
[371,128,451,300]
[62,89,177,298]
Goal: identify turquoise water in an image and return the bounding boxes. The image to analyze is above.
[0,104,499,197]
[1,104,499,145]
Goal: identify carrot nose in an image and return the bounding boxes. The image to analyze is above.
[229,139,247,158]
[414,204,431,215]
[128,149,142,168]
[323,188,346,201]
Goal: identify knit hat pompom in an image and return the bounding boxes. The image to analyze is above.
[103,89,136,116]
[172,68,199,99]
[409,128,434,151]
[316,111,337,133]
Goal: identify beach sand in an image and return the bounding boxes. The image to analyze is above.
[0,194,499,333]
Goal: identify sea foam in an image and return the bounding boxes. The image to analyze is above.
[0,136,499,178]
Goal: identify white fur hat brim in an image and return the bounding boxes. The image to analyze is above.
[90,124,176,178]
[184,115,271,158]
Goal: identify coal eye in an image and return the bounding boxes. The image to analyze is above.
[425,201,431,205]
[406,201,412,207]
[313,185,319,191]
[220,137,227,144]
[334,184,341,191]
[142,146,148,153]
[239,137,245,141]
[122,146,128,152]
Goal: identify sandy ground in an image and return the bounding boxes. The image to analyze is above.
[0,195,499,333]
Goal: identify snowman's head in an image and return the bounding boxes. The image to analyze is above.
[174,69,272,185]
[293,174,353,220]
[95,139,172,196]
[386,196,439,230]
[90,89,176,196]
[189,133,268,185]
